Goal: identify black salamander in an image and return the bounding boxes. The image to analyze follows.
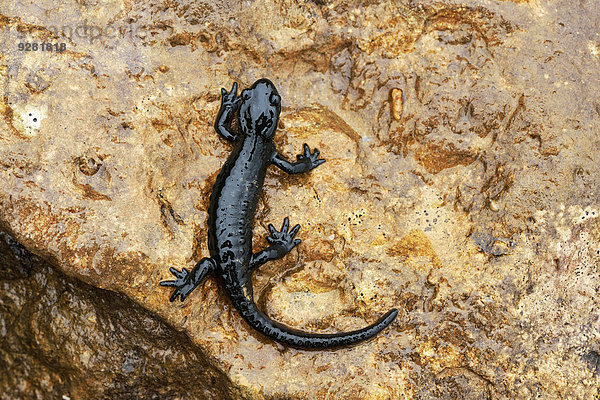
[161,79,398,349]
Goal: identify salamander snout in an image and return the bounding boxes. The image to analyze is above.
[239,79,281,139]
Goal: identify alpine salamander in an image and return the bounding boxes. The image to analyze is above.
[161,79,398,349]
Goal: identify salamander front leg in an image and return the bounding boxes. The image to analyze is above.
[271,144,326,174]
[160,257,217,302]
[250,217,301,270]
[214,82,241,142]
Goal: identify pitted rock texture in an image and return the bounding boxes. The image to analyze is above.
[1,0,600,398]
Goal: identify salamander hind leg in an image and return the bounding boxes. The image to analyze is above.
[160,257,216,302]
[250,217,301,270]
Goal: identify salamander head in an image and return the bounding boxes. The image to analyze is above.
[239,78,281,139]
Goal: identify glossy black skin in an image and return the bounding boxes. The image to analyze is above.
[161,79,398,349]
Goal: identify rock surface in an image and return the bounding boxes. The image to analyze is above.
[1,0,600,398]
[0,231,248,400]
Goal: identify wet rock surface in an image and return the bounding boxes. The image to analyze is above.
[0,231,247,400]
[1,0,600,398]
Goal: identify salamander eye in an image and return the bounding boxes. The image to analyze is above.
[269,93,280,106]
[241,90,250,101]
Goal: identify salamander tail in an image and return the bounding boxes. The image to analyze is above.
[233,295,398,349]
